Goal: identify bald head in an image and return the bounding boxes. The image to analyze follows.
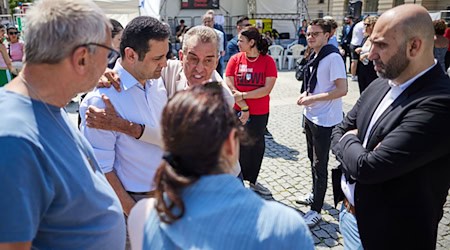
[368,4,435,83]
[377,4,434,46]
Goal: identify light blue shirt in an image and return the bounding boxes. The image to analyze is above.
[0,89,125,249]
[328,35,339,48]
[80,61,167,192]
[143,174,314,249]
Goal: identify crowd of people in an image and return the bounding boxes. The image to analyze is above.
[0,0,449,249]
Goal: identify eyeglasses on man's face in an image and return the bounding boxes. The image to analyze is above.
[306,31,324,38]
[74,43,120,64]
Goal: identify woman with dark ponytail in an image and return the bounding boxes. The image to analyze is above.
[225,26,277,196]
[128,84,313,250]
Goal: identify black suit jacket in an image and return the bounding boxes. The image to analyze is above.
[331,64,450,250]
[340,24,353,46]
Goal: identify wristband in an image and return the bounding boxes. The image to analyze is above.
[131,122,145,139]
[241,109,249,112]
[137,124,145,139]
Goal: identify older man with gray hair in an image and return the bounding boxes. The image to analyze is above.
[0,0,125,249]
[87,26,234,140]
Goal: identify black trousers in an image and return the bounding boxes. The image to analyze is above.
[239,113,269,184]
[357,60,378,94]
[304,116,334,213]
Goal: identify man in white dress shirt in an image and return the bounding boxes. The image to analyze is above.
[80,16,170,216]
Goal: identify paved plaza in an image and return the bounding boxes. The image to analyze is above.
[67,70,449,249]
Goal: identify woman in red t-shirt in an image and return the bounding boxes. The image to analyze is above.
[225,26,277,195]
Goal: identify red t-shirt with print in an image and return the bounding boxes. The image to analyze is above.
[225,52,277,115]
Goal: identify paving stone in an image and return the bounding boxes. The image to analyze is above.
[313,229,331,239]
[324,238,339,247]
[315,243,330,249]
[321,224,338,235]
[312,235,321,244]
[331,245,345,250]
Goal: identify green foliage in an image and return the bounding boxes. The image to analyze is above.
[8,0,34,15]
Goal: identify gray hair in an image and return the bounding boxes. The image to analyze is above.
[24,0,111,64]
[182,26,219,55]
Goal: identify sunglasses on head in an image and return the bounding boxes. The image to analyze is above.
[8,32,19,35]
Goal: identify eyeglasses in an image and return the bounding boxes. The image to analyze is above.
[306,31,323,38]
[75,43,120,64]
[239,23,252,27]
[363,23,372,27]
[8,32,19,35]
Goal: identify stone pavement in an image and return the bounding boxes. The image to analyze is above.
[67,70,450,249]
[256,70,450,249]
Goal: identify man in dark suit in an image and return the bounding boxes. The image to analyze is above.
[331,4,450,250]
[340,15,353,72]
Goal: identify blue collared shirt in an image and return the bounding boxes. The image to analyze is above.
[80,61,167,192]
[142,174,314,249]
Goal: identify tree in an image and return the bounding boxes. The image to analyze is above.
[9,0,33,15]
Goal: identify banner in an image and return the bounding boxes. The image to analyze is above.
[180,0,219,9]
[249,19,272,34]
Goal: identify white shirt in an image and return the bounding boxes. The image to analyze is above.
[80,61,167,192]
[341,61,437,206]
[303,52,347,127]
[350,21,364,47]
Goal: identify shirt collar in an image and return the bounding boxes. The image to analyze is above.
[113,59,154,91]
[388,60,437,90]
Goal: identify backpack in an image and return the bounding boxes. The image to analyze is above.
[295,57,308,81]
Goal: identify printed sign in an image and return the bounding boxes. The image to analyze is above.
[181,0,219,9]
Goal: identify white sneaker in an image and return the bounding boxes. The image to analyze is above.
[250,182,272,196]
[295,193,314,205]
[351,75,358,81]
[303,210,322,228]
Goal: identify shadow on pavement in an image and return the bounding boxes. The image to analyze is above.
[264,137,300,161]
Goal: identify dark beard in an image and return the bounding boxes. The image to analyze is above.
[376,43,410,80]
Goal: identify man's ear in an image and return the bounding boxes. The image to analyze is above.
[124,47,138,63]
[178,49,184,61]
[72,46,89,74]
[408,37,422,57]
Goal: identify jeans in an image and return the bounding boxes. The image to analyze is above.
[304,116,333,212]
[239,113,269,184]
[339,204,363,250]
